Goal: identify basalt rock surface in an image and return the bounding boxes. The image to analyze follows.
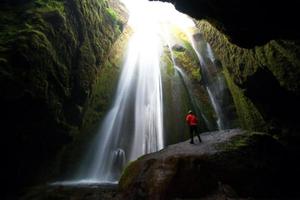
[155,0,300,140]
[196,21,300,140]
[119,129,300,200]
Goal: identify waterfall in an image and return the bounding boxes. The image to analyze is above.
[162,31,214,130]
[74,0,165,183]
[61,0,237,185]
[187,32,231,130]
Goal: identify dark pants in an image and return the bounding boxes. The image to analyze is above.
[189,125,202,143]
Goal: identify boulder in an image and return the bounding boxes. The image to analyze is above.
[118,129,300,200]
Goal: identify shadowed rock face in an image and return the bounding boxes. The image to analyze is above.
[119,129,300,200]
[151,0,300,139]
[1,0,128,196]
[196,21,300,140]
[155,0,300,47]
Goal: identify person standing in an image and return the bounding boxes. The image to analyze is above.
[186,110,202,144]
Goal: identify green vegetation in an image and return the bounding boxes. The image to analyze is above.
[160,48,193,142]
[173,50,201,82]
[256,40,300,94]
[82,27,131,131]
[34,0,65,13]
[223,68,266,131]
[119,159,140,191]
[106,7,118,21]
[217,131,252,151]
[195,20,300,132]
[0,0,128,185]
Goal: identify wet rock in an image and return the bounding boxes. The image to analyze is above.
[119,129,300,200]
[172,44,185,52]
[18,184,118,200]
[197,20,300,139]
[0,0,129,196]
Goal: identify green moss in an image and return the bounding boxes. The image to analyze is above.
[161,49,175,76]
[196,20,259,85]
[195,20,293,131]
[81,27,131,132]
[217,132,251,151]
[0,0,128,185]
[34,0,65,14]
[119,160,140,191]
[173,51,201,82]
[105,6,122,35]
[216,131,272,152]
[256,40,300,94]
[106,7,118,22]
[160,48,193,142]
[224,68,266,131]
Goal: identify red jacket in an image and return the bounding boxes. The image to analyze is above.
[186,114,198,126]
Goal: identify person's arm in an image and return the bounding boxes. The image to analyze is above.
[186,115,190,124]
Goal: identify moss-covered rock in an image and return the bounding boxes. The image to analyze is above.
[0,0,128,193]
[118,129,300,199]
[160,47,193,144]
[223,68,266,131]
[59,27,132,179]
[168,29,221,131]
[173,49,201,82]
[196,20,300,138]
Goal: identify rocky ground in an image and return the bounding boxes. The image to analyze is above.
[118,129,300,200]
[16,129,300,200]
[17,183,118,200]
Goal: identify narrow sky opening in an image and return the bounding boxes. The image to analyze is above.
[120,0,195,34]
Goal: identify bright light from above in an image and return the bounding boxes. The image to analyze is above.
[120,0,195,33]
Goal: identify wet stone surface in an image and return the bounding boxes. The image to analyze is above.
[18,183,118,200]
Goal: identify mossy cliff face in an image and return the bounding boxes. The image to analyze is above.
[60,26,131,180]
[196,21,300,139]
[161,44,217,144]
[161,27,224,137]
[0,0,128,192]
[154,0,300,140]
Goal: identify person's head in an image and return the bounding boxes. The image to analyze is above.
[188,110,193,114]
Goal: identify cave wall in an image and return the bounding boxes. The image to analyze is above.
[156,0,300,48]
[197,21,300,139]
[0,0,127,193]
[155,0,300,139]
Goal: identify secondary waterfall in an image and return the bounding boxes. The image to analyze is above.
[67,0,237,184]
[188,33,232,130]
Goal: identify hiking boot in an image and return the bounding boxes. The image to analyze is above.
[198,136,202,143]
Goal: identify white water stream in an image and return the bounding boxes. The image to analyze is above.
[55,0,234,185]
[188,34,229,130]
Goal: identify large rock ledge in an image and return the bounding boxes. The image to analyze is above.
[118,129,300,200]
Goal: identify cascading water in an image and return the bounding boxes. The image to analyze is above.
[74,0,166,183]
[60,0,237,185]
[187,31,232,130]
[163,33,214,131]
